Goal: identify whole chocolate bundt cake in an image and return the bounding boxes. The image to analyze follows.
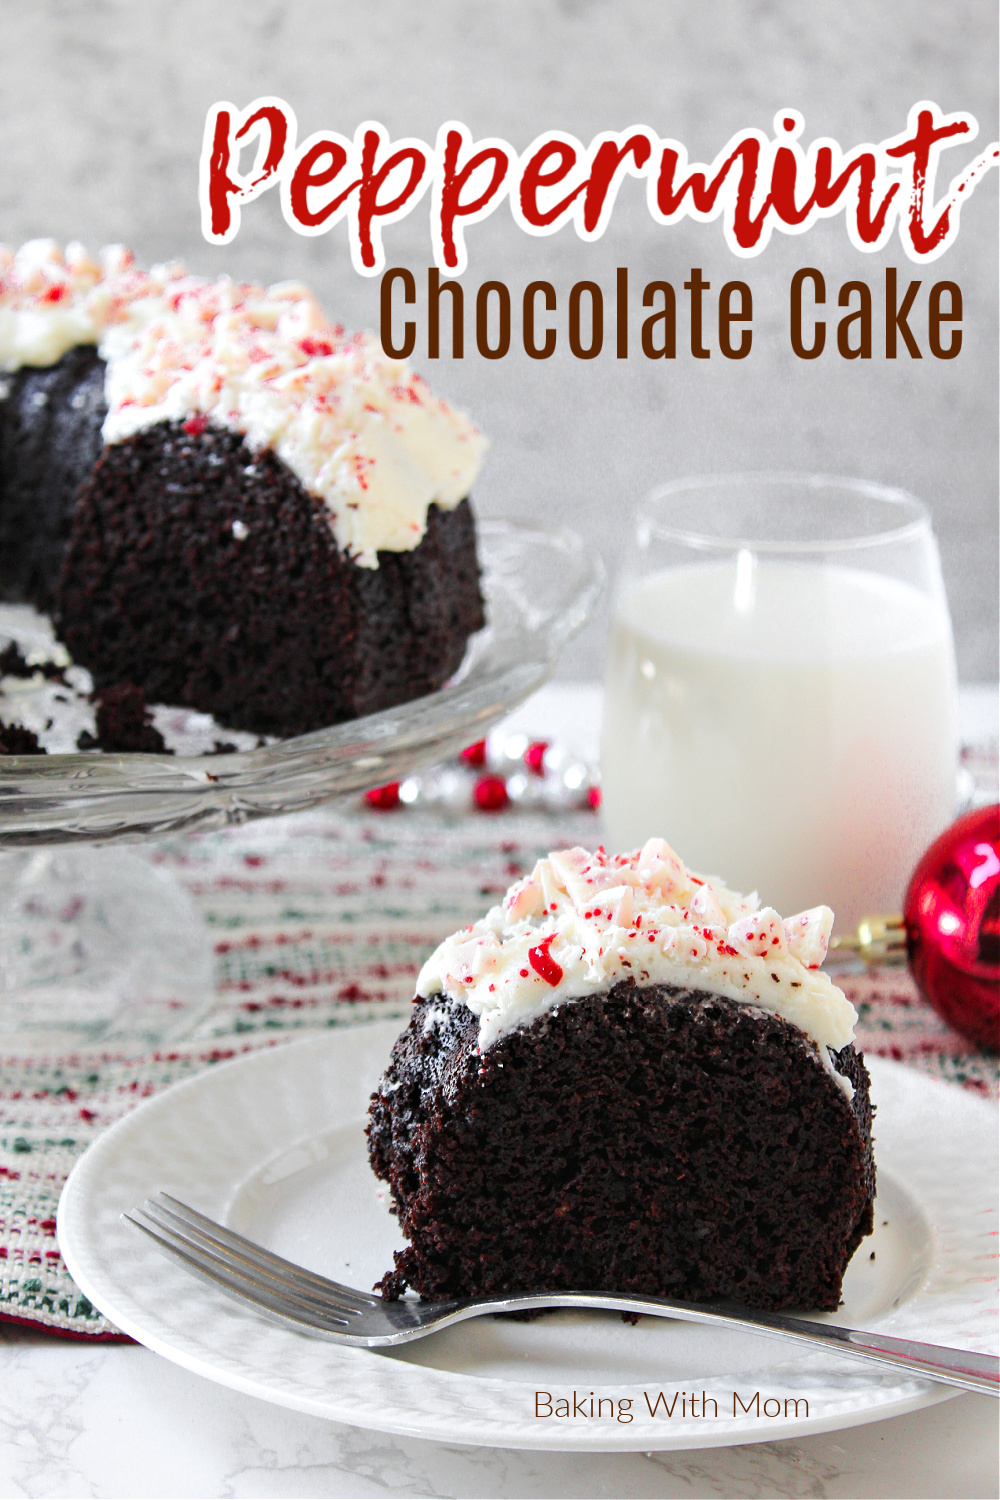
[0,241,485,738]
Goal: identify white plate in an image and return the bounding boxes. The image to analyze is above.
[58,1022,998,1452]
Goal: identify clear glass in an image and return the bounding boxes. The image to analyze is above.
[601,474,958,931]
[0,846,214,1048]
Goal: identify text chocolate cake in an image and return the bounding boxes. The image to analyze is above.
[0,240,486,738]
[368,839,875,1312]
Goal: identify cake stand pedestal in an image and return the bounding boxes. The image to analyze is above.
[0,846,213,1050]
[0,523,603,1048]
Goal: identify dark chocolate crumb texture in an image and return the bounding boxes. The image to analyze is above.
[369,841,875,1313]
[76,682,168,755]
[0,241,486,739]
[59,428,482,737]
[0,720,43,755]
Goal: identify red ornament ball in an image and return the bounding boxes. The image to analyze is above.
[904,804,1000,1052]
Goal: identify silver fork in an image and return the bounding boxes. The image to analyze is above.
[124,1193,998,1396]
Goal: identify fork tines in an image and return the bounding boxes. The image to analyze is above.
[124,1192,381,1332]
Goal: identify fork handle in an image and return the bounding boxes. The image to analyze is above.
[461,1294,998,1396]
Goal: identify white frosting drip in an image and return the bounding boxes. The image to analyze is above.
[417,839,857,1073]
[0,243,486,567]
[0,240,169,371]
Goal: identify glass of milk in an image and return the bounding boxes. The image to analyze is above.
[600,475,958,931]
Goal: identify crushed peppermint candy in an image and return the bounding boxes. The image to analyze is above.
[1,241,486,568]
[0,239,175,372]
[416,838,857,1082]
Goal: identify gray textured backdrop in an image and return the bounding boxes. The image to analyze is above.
[1,0,996,680]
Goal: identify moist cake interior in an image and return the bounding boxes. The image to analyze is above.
[368,982,875,1312]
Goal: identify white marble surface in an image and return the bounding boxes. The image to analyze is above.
[0,1323,997,1499]
[1,681,997,1499]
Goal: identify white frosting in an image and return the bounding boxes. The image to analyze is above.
[0,243,486,567]
[417,839,857,1073]
[0,240,171,371]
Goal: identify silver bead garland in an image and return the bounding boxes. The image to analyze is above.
[363,734,601,815]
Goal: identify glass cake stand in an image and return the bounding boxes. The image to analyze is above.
[0,522,603,1047]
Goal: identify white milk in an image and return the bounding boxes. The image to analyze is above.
[601,560,958,930]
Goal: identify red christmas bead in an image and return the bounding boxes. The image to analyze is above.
[523,740,549,776]
[473,774,509,813]
[364,781,401,811]
[904,804,1000,1052]
[459,739,487,768]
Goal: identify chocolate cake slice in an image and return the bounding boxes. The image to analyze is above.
[369,840,875,1312]
[0,240,486,738]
